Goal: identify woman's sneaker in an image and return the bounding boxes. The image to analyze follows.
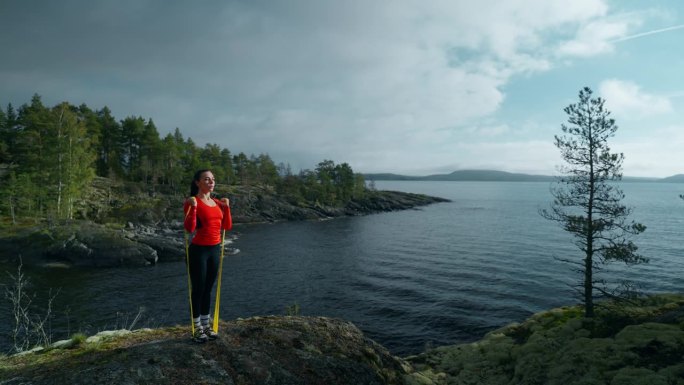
[204,328,219,340]
[192,328,208,343]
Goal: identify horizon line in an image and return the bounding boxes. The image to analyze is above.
[361,169,681,179]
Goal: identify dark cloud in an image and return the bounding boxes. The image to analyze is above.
[4,1,673,176]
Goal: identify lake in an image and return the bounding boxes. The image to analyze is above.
[1,181,683,355]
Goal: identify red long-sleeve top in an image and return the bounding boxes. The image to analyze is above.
[183,198,233,245]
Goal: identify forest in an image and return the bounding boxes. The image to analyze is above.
[0,94,367,223]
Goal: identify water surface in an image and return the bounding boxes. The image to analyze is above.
[1,181,683,355]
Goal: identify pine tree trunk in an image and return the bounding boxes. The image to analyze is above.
[9,195,16,224]
[585,251,593,317]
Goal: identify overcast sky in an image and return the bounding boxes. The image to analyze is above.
[1,0,683,177]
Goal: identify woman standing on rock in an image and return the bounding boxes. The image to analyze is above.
[183,169,232,343]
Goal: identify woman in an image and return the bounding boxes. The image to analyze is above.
[183,169,232,342]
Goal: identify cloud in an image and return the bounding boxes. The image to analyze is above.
[1,0,645,175]
[193,0,611,165]
[615,125,684,177]
[463,124,511,137]
[556,15,684,58]
[557,20,632,57]
[599,79,673,118]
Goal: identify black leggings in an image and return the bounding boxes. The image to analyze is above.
[188,243,221,318]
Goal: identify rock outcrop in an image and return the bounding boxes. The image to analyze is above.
[405,294,684,385]
[80,177,449,226]
[1,316,412,385]
[0,221,159,267]
[212,185,450,224]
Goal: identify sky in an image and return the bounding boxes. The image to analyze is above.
[1,0,683,177]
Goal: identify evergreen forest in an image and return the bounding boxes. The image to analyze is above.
[0,94,367,223]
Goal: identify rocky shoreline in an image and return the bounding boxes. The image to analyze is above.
[0,180,449,268]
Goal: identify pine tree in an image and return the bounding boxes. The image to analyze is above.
[541,87,647,317]
[0,106,8,162]
[15,95,53,216]
[139,118,162,184]
[2,103,18,163]
[219,148,235,184]
[96,106,123,178]
[161,129,185,188]
[256,153,278,186]
[119,116,145,180]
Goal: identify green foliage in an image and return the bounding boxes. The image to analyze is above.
[410,295,684,385]
[284,159,366,207]
[0,97,96,220]
[119,116,145,179]
[95,106,124,178]
[541,87,646,318]
[0,106,9,163]
[285,302,301,316]
[0,94,369,222]
[70,333,87,346]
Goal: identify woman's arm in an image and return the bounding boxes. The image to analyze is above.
[183,197,197,233]
[219,198,233,231]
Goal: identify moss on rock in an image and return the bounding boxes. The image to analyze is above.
[407,294,684,385]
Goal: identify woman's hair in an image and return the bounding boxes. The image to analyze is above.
[189,169,212,197]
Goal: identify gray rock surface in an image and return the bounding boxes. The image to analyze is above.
[1,316,413,385]
[0,221,159,267]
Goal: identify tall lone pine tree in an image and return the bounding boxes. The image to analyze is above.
[541,87,647,318]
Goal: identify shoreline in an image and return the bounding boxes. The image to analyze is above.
[0,188,450,268]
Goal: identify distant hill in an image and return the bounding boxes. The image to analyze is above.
[364,169,554,182]
[660,174,684,183]
[361,173,420,181]
[426,170,554,182]
[363,169,682,183]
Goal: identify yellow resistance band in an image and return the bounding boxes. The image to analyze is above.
[213,229,226,333]
[184,206,195,335]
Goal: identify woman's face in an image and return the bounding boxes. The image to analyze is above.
[195,171,216,194]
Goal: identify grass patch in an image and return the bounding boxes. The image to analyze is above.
[70,333,87,346]
[285,302,301,316]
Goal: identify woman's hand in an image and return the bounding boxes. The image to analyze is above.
[187,196,197,207]
[221,197,230,207]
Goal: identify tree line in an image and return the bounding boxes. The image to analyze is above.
[0,94,366,222]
